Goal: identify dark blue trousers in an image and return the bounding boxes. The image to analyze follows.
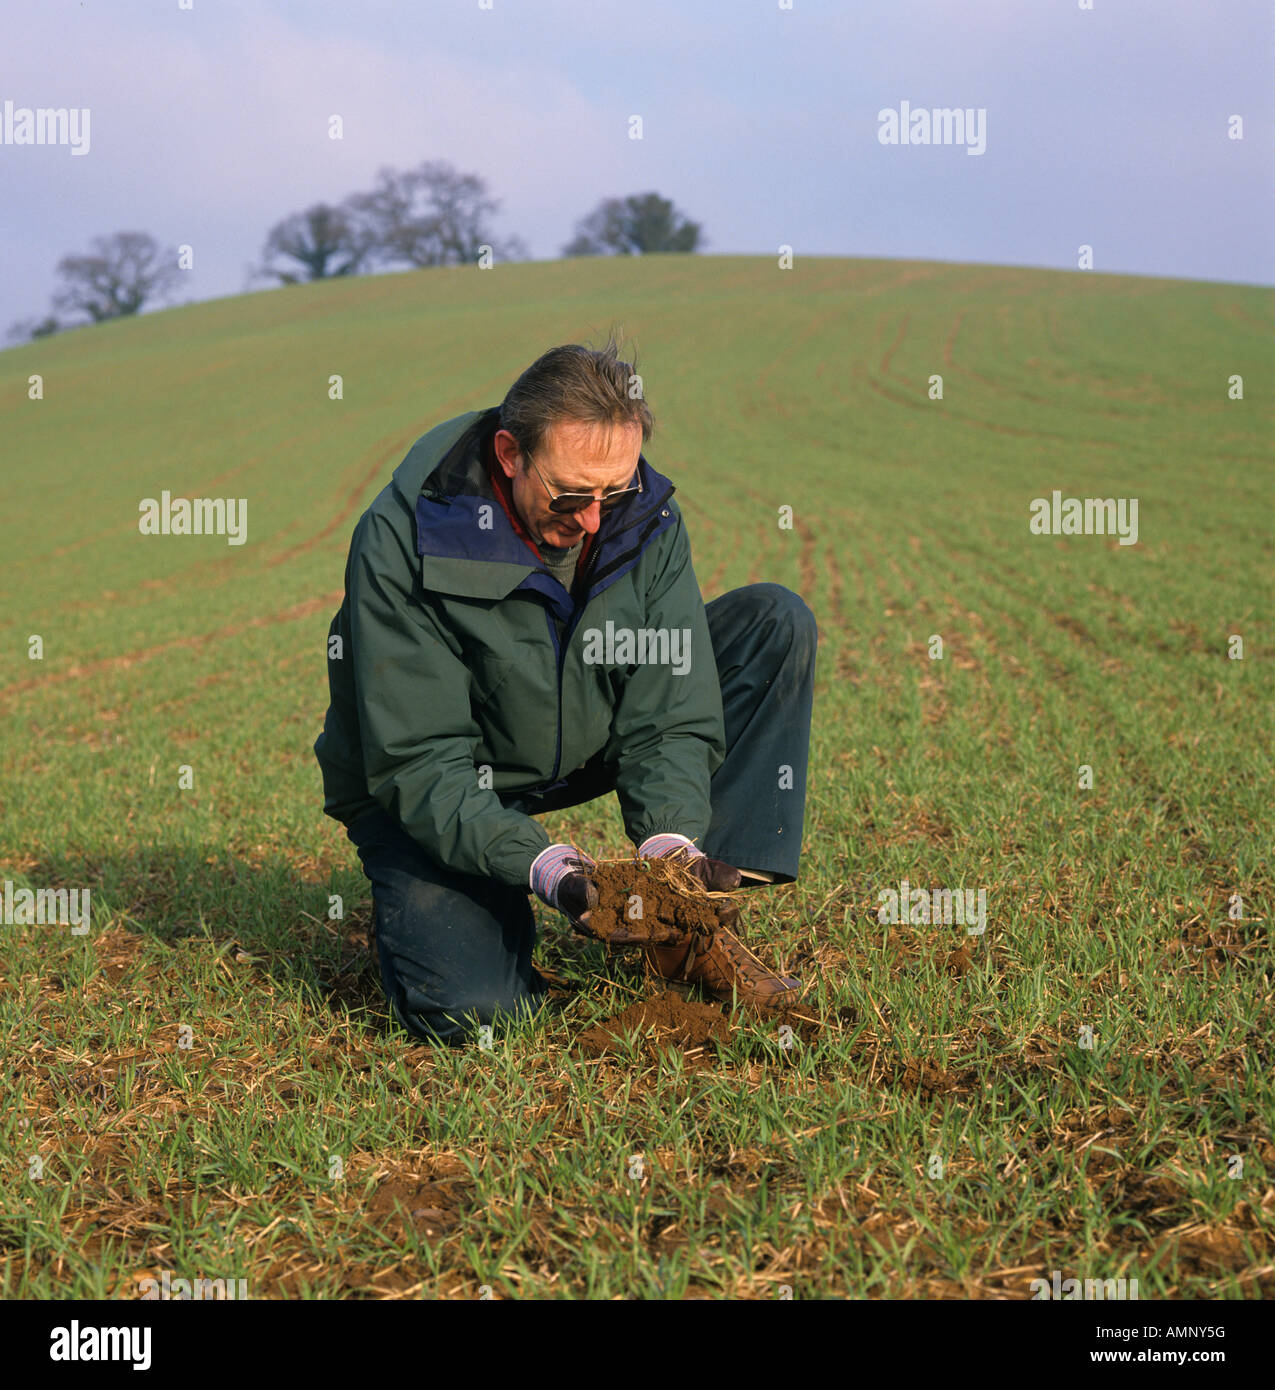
[345,582,817,1044]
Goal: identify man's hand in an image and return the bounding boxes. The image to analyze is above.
[530,841,719,945]
[554,868,601,938]
[530,843,622,943]
[637,833,742,931]
[530,843,595,918]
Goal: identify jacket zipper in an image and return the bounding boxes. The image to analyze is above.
[543,484,674,785]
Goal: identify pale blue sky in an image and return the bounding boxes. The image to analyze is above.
[2,0,1271,332]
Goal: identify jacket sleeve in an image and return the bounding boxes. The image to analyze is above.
[604,506,726,849]
[349,510,551,888]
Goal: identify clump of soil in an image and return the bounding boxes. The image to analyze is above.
[587,858,721,943]
[577,990,731,1056]
[945,943,974,977]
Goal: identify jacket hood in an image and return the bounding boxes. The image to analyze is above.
[392,407,678,614]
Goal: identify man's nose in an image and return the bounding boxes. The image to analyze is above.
[578,501,603,534]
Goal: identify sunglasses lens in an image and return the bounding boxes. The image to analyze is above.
[548,485,639,514]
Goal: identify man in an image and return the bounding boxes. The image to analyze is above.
[315,338,817,1044]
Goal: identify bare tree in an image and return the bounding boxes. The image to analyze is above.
[255,203,368,285]
[562,193,702,257]
[50,231,182,323]
[347,161,527,268]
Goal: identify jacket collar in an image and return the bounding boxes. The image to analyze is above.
[403,407,677,606]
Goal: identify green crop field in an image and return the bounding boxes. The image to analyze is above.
[1,254,1271,1299]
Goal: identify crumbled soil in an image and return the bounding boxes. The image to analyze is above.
[577,989,732,1056]
[587,858,721,942]
[367,1161,473,1240]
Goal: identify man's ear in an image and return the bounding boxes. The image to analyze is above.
[493,428,522,481]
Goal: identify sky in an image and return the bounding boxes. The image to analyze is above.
[2,0,1272,333]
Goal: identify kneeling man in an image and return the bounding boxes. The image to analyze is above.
[315,339,817,1043]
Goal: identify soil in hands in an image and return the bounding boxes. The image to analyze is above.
[587,857,721,942]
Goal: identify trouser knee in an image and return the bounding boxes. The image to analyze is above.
[392,985,548,1047]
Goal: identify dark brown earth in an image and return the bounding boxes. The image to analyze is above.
[577,989,732,1056]
[586,858,721,943]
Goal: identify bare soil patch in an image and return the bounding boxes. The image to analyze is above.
[577,989,731,1057]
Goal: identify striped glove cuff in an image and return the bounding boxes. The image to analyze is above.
[530,842,597,908]
[637,832,705,862]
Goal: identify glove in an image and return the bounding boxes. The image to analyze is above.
[637,833,742,931]
[530,843,602,939]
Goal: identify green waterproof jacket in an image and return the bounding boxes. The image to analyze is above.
[314,407,726,888]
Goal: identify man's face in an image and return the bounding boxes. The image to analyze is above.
[494,418,642,550]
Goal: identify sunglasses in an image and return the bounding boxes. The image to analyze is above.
[525,451,643,514]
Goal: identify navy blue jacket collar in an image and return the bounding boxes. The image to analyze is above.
[410,407,678,609]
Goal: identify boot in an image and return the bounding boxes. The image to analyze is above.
[643,925,802,1011]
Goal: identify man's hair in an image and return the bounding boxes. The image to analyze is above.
[499,331,655,467]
